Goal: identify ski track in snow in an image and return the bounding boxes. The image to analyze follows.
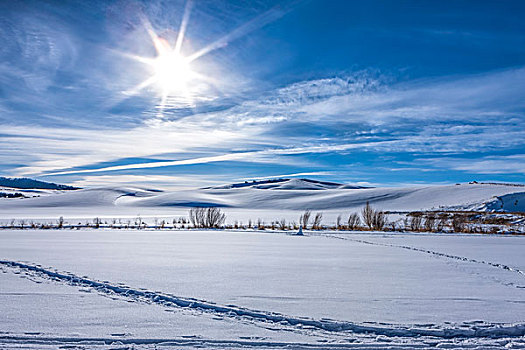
[317,233,525,287]
[1,259,525,342]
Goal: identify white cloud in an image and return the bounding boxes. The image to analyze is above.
[2,67,524,183]
[421,155,525,175]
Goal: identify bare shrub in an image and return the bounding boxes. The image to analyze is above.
[424,215,436,232]
[361,202,387,230]
[135,215,142,228]
[278,218,287,230]
[299,210,311,229]
[408,214,423,231]
[93,217,101,229]
[390,221,397,231]
[312,212,323,230]
[189,207,226,228]
[57,216,64,229]
[452,214,467,233]
[372,211,386,230]
[347,212,360,230]
[436,214,447,232]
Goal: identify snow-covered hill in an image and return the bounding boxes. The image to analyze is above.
[0,178,524,219]
[206,178,368,190]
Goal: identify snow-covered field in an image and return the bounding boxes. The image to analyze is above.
[1,229,524,349]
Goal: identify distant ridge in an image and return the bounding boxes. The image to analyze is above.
[0,176,80,190]
[205,178,371,190]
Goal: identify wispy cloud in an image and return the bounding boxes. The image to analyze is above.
[420,155,525,175]
[2,66,524,185]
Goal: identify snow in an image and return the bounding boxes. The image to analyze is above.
[1,179,524,348]
[0,181,523,224]
[482,192,525,212]
[1,229,524,349]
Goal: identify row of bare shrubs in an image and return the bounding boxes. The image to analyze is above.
[281,202,387,231]
[1,216,192,230]
[2,206,520,234]
[403,212,506,233]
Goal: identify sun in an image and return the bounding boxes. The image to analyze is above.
[124,19,201,101]
[121,0,292,115]
[150,49,194,93]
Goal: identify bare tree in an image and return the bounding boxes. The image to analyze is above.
[206,207,226,228]
[372,211,386,230]
[189,208,205,228]
[312,212,323,230]
[362,202,374,229]
[347,212,360,230]
[189,207,226,228]
[299,210,311,229]
[336,215,342,230]
[189,208,198,228]
[278,218,287,230]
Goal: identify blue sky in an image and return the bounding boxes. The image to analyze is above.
[1,0,524,189]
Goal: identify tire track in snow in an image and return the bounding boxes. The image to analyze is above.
[318,234,525,282]
[1,259,525,340]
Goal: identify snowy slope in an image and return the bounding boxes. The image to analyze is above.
[0,179,524,218]
[123,181,525,211]
[481,191,525,212]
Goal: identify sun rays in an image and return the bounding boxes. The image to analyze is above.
[119,0,297,118]
[124,3,200,113]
